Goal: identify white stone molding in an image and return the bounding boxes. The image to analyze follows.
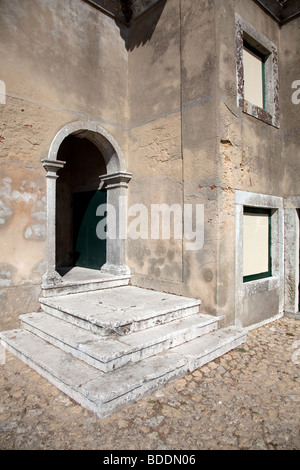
[284,197,300,314]
[42,121,131,286]
[235,190,284,327]
[100,172,132,276]
[235,14,280,128]
[41,159,66,286]
[48,120,127,173]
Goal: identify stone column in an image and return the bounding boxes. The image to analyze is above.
[100,172,132,276]
[41,159,65,286]
[284,208,299,313]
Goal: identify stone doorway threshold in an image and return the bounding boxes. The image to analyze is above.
[42,266,131,298]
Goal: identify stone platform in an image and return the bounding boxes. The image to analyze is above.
[0,282,247,419]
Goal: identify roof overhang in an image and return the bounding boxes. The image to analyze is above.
[83,0,300,25]
[82,0,164,25]
[252,0,300,24]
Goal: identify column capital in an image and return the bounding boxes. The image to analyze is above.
[42,159,66,178]
[100,172,132,190]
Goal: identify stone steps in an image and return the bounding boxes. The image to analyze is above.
[0,284,247,419]
[39,286,202,335]
[42,267,130,298]
[20,311,220,372]
[0,325,247,419]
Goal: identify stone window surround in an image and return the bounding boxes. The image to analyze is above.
[41,120,132,288]
[235,13,280,128]
[284,197,300,314]
[235,190,284,326]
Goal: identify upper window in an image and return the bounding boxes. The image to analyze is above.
[243,41,265,109]
[236,14,279,128]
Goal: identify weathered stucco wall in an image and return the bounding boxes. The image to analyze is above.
[0,0,129,126]
[280,16,300,316]
[126,0,183,289]
[0,0,128,329]
[127,0,220,318]
[280,17,300,197]
[215,0,284,326]
[1,0,299,330]
[214,0,300,326]
[180,0,219,314]
[126,0,295,326]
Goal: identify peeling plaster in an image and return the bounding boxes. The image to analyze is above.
[0,177,13,225]
[0,264,15,287]
[24,224,46,241]
[0,175,46,240]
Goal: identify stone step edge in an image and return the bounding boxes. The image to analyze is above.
[39,300,202,335]
[42,276,131,298]
[20,312,221,372]
[0,327,247,419]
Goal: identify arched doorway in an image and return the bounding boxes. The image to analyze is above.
[56,135,107,271]
[42,121,132,288]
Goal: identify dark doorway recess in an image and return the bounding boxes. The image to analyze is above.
[56,135,107,271]
[73,189,107,270]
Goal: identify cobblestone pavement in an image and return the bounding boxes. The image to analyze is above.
[0,316,299,450]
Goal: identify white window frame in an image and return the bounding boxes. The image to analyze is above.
[235,14,279,128]
[235,191,284,326]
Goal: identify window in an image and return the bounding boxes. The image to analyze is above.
[243,41,265,109]
[236,14,279,128]
[235,191,284,326]
[243,207,272,282]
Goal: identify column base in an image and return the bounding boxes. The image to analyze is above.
[101,263,131,277]
[42,271,63,288]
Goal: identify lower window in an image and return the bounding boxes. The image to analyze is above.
[243,207,272,282]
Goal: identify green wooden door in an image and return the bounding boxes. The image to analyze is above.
[73,190,107,270]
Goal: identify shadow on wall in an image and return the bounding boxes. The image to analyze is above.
[117,0,168,51]
[83,0,167,51]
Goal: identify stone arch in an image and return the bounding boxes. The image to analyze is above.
[42,121,132,287]
[47,121,127,174]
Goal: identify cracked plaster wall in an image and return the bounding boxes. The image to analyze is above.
[126,0,220,317]
[127,0,299,326]
[214,0,299,325]
[280,17,300,197]
[280,18,300,316]
[0,0,299,329]
[0,0,128,329]
[215,0,283,325]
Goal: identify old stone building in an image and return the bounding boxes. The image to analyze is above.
[0,0,299,417]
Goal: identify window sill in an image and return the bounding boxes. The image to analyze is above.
[243,99,279,128]
[243,276,280,296]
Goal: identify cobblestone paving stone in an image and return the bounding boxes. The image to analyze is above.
[0,317,299,450]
